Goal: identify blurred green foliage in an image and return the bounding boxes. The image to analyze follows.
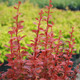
[0,1,80,62]
[0,0,80,10]
[8,0,26,6]
[29,0,80,10]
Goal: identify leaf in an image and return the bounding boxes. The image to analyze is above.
[50,4,53,7]
[45,11,48,13]
[35,18,38,20]
[30,43,35,46]
[26,44,32,47]
[19,21,24,23]
[0,63,3,66]
[8,31,14,35]
[40,33,44,35]
[20,35,26,40]
[51,21,54,25]
[32,30,38,33]
[12,27,16,31]
[47,48,52,52]
[36,69,42,73]
[13,15,18,20]
[43,19,47,21]
[40,9,44,14]
[18,25,24,29]
[30,40,34,42]
[4,45,9,48]
[43,16,47,18]
[23,66,31,72]
[48,24,53,27]
[18,1,21,5]
[12,37,17,40]
[14,6,18,9]
[26,62,33,66]
[21,47,28,50]
[50,0,52,3]
[41,50,46,53]
[40,78,46,80]
[13,41,18,45]
[68,61,73,65]
[39,28,44,31]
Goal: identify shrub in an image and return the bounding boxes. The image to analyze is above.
[0,0,80,80]
[68,1,78,11]
[30,0,80,11]
[8,0,26,6]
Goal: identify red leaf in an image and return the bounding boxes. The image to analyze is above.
[19,21,24,23]
[30,43,35,46]
[48,24,53,27]
[8,31,14,35]
[23,66,31,71]
[43,19,47,21]
[13,15,18,20]
[35,18,38,20]
[50,4,53,7]
[27,44,32,47]
[32,30,38,33]
[20,35,26,40]
[43,16,47,19]
[13,41,18,45]
[39,28,44,31]
[14,6,18,9]
[40,33,44,35]
[30,40,34,42]
[68,61,73,65]
[26,61,33,66]
[0,63,3,66]
[12,27,16,31]
[47,48,52,52]
[50,0,52,3]
[40,78,46,80]
[41,50,46,53]
[18,1,21,5]
[4,45,9,48]
[45,11,48,13]
[12,37,17,40]
[41,9,44,14]
[21,47,28,50]
[51,21,54,25]
[36,69,42,73]
[18,24,24,29]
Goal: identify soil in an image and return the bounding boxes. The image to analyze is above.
[0,60,11,72]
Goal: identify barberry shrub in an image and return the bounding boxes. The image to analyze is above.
[0,0,80,80]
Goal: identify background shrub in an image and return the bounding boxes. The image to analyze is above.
[29,0,80,10]
[1,0,80,10]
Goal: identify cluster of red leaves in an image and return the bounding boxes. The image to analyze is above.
[0,0,80,80]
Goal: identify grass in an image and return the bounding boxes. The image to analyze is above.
[0,1,80,62]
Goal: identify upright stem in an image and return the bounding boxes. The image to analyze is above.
[16,4,21,58]
[34,11,43,59]
[45,1,51,56]
[10,34,13,54]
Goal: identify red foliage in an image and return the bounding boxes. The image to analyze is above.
[0,0,80,80]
